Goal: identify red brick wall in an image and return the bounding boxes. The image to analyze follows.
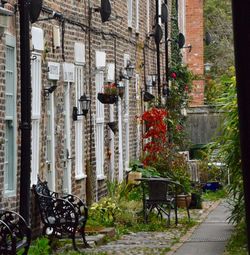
[185,0,204,106]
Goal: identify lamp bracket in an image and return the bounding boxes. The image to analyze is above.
[44,85,57,97]
[37,11,63,22]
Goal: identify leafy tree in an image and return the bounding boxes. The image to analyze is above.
[204,0,235,105]
[204,0,234,76]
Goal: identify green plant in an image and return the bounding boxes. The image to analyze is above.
[103,82,117,95]
[202,189,227,201]
[90,197,121,225]
[211,68,243,224]
[18,237,51,255]
[224,221,248,255]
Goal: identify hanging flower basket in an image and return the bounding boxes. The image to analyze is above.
[97,93,118,104]
[143,91,155,102]
[107,121,118,134]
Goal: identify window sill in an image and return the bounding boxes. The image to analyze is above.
[4,190,16,197]
[75,174,87,180]
[97,174,107,181]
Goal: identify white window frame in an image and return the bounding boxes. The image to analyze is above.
[127,0,133,28]
[75,65,87,180]
[31,53,42,186]
[135,0,139,33]
[4,34,17,196]
[158,0,162,25]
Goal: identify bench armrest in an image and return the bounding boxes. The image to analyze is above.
[0,210,31,244]
[34,192,79,224]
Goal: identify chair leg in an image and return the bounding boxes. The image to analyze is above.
[174,201,178,225]
[23,244,30,255]
[72,235,78,251]
[185,197,191,221]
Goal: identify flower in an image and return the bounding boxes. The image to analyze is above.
[170,72,177,79]
[103,83,117,95]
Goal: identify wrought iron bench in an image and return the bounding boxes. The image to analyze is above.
[0,210,31,255]
[33,177,89,250]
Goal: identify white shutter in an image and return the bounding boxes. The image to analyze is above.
[127,0,133,28]
[75,66,86,179]
[135,0,139,33]
[4,35,17,194]
[146,0,150,33]
[31,54,42,185]
[95,71,105,179]
[124,79,130,171]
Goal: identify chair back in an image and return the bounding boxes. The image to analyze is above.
[147,180,173,201]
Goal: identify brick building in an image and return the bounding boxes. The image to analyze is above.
[0,0,204,228]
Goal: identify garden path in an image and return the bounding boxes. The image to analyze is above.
[75,201,232,255]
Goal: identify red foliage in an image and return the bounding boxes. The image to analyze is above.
[141,107,168,165]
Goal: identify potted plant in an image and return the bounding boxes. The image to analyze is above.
[98,83,118,104]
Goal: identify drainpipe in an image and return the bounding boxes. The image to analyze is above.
[86,0,94,205]
[18,0,31,222]
[232,1,250,253]
[155,0,161,101]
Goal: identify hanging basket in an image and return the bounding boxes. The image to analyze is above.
[97,93,118,104]
[143,91,155,102]
[107,121,118,134]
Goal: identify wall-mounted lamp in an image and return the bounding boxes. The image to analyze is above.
[117,81,125,98]
[72,94,91,121]
[119,68,128,80]
[44,85,57,97]
[119,60,135,81]
[0,1,13,34]
[125,60,135,79]
[204,62,212,72]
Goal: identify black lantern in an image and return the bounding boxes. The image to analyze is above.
[72,94,91,121]
[117,81,125,98]
[125,60,135,79]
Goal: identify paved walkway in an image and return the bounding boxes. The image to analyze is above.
[56,201,234,254]
[172,201,234,255]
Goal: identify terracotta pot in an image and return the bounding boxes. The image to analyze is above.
[127,172,142,185]
[176,194,192,208]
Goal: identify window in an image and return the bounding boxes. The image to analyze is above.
[4,35,17,195]
[127,0,133,28]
